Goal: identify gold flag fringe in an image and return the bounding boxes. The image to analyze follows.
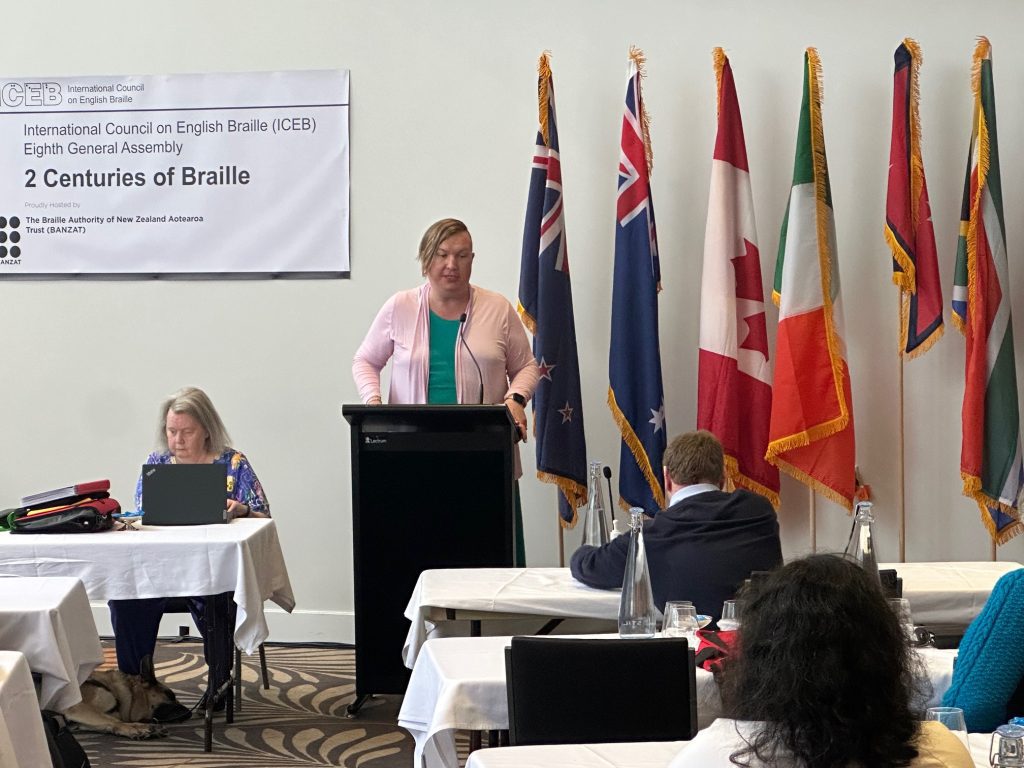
[964,471,1024,545]
[806,46,853,446]
[905,38,924,231]
[712,47,727,118]
[775,456,853,512]
[538,51,552,148]
[765,47,852,509]
[964,38,990,352]
[962,37,1020,546]
[951,214,970,337]
[723,455,780,510]
[608,387,665,510]
[901,301,944,359]
[885,225,916,294]
[885,39,922,300]
[629,45,654,177]
[517,302,537,336]
[538,471,587,530]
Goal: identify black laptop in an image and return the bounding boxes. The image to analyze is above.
[141,463,228,525]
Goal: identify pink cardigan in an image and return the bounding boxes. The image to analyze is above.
[353,283,539,408]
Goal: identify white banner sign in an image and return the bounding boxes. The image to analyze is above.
[0,69,349,277]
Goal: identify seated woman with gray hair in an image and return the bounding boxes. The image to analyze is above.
[108,386,270,715]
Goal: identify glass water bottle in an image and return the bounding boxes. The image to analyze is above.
[618,507,656,638]
[581,461,610,547]
[844,500,880,583]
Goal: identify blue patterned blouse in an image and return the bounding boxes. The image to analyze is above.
[135,449,270,515]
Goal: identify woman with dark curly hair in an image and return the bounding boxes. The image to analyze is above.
[673,554,972,768]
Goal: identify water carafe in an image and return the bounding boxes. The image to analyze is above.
[618,506,655,638]
[581,461,610,547]
[844,500,880,583]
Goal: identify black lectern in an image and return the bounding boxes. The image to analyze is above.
[342,404,518,715]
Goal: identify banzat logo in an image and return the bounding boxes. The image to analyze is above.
[0,217,22,264]
[0,82,62,107]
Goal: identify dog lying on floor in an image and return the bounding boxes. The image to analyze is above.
[63,656,189,739]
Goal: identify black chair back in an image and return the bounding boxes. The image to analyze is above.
[504,636,697,746]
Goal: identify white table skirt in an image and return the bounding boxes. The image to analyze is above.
[0,651,52,768]
[0,576,103,710]
[402,562,1021,669]
[0,518,295,653]
[398,634,956,768]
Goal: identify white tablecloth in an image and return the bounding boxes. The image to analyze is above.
[397,634,957,768]
[466,732,994,768]
[885,561,1021,626]
[0,518,295,653]
[403,568,621,668]
[0,651,52,768]
[402,563,1019,668]
[0,576,103,710]
[466,741,687,768]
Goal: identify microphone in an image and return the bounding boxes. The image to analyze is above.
[603,465,615,529]
[459,313,484,405]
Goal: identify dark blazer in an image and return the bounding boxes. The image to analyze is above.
[569,488,782,622]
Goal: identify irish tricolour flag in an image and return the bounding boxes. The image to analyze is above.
[765,48,856,510]
[697,49,779,507]
[952,37,1024,544]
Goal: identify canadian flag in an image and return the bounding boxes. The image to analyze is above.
[697,49,779,506]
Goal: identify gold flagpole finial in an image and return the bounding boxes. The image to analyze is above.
[712,47,727,118]
[628,46,654,176]
[538,51,552,147]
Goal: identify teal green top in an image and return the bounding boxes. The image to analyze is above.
[428,311,461,404]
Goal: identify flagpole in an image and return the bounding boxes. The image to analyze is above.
[898,294,907,562]
[558,515,564,567]
[809,488,816,553]
[991,538,997,562]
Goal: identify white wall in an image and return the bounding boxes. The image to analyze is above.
[5,0,1024,643]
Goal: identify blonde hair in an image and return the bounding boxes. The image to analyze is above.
[417,218,471,275]
[157,386,231,456]
[663,430,724,486]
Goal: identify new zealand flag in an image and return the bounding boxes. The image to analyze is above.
[608,50,666,514]
[518,53,587,526]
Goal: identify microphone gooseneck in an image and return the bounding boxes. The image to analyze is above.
[603,465,615,529]
[458,313,485,405]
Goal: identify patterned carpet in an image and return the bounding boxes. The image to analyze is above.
[78,639,419,767]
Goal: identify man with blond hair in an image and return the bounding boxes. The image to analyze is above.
[570,430,781,623]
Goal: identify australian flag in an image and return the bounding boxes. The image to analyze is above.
[608,49,666,515]
[518,53,588,527]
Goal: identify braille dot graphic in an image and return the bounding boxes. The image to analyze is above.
[10,232,19,243]
[0,246,7,257]
[0,218,7,229]
[11,246,20,258]
[9,217,19,228]
[0,232,6,244]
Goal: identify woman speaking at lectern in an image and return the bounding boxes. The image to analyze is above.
[352,218,538,563]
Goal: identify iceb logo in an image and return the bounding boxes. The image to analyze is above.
[0,82,62,107]
[0,217,22,259]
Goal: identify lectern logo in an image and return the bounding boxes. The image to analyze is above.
[364,436,387,445]
[0,216,22,263]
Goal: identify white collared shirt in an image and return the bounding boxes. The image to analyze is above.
[667,483,720,509]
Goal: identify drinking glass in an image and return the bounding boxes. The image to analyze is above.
[888,597,917,644]
[990,723,1024,767]
[925,707,967,746]
[663,601,699,647]
[718,599,741,631]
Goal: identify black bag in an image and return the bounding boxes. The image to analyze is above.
[41,711,90,768]
[7,497,119,534]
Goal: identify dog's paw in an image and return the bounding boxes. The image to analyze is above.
[115,722,166,740]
